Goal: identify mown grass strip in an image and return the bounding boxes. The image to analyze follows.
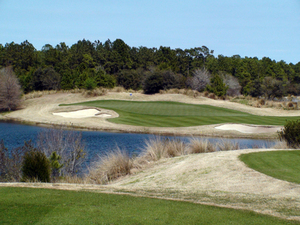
[0,187,298,224]
[62,100,300,127]
[240,150,300,184]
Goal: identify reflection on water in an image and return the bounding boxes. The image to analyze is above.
[0,122,276,167]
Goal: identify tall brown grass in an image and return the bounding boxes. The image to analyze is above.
[138,137,186,162]
[83,87,108,97]
[217,139,240,151]
[186,138,216,154]
[87,148,132,184]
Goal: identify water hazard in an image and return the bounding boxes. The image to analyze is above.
[0,122,277,168]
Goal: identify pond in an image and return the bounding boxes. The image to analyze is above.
[0,122,277,169]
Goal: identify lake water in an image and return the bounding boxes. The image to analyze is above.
[0,122,276,168]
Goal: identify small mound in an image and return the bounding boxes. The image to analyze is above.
[215,124,281,133]
[53,109,112,118]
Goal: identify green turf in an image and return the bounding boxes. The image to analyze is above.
[240,150,300,184]
[62,100,300,127]
[0,187,298,224]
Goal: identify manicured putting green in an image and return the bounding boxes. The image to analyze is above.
[0,187,298,224]
[64,100,300,127]
[240,150,300,184]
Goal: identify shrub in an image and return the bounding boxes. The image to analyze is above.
[84,78,96,90]
[143,72,164,94]
[278,120,300,148]
[37,129,86,176]
[21,148,51,182]
[0,140,32,182]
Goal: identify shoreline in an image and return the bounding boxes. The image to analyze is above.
[0,92,288,139]
[0,116,280,140]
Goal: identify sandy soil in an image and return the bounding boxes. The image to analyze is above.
[1,92,292,138]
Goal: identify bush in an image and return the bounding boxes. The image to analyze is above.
[143,72,164,94]
[0,140,32,182]
[21,148,51,182]
[278,120,300,148]
[84,78,96,90]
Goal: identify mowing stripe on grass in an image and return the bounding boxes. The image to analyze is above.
[62,100,300,127]
[0,187,298,224]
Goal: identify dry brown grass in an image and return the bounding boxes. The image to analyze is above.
[272,140,290,149]
[138,137,186,162]
[111,86,126,93]
[217,139,240,151]
[59,175,86,184]
[208,93,216,99]
[87,148,132,184]
[186,138,216,154]
[82,88,108,97]
[23,91,42,100]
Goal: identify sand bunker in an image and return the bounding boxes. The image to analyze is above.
[53,109,111,118]
[215,124,281,133]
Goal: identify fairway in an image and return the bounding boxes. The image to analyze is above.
[240,150,300,184]
[65,100,300,127]
[0,187,298,224]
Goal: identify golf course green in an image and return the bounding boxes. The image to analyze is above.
[64,100,300,127]
[240,150,300,184]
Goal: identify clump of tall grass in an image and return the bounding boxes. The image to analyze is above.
[217,139,240,151]
[59,175,86,184]
[270,140,289,149]
[23,91,44,100]
[83,87,108,97]
[186,138,216,154]
[138,137,186,163]
[87,148,132,184]
[111,86,126,93]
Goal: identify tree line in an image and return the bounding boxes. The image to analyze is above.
[1,39,300,97]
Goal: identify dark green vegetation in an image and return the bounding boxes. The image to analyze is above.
[0,130,86,182]
[279,120,300,148]
[1,39,300,97]
[240,150,300,184]
[21,148,51,182]
[67,100,300,127]
[0,187,298,224]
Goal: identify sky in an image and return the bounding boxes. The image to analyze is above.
[1,0,300,64]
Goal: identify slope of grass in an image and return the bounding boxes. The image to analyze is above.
[63,100,300,127]
[0,187,298,224]
[240,150,300,184]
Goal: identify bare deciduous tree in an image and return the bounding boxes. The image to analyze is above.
[221,73,241,96]
[0,67,22,111]
[187,68,211,92]
[37,128,86,176]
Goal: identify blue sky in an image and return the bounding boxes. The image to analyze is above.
[1,0,300,63]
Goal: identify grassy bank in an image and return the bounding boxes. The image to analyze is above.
[1,187,298,224]
[240,150,300,184]
[63,100,300,127]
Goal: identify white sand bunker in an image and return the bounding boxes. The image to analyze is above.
[53,109,111,118]
[215,124,281,133]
